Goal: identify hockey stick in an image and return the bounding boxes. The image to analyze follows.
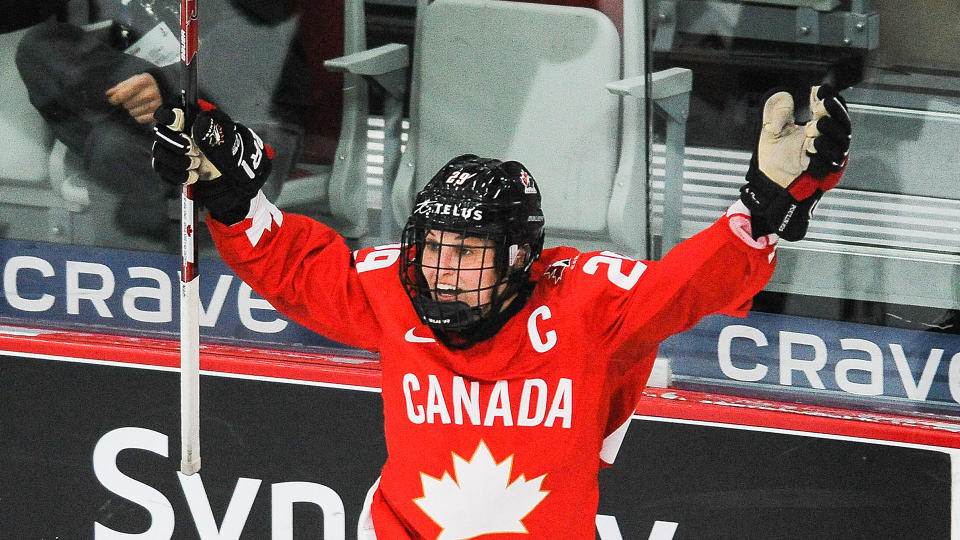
[179,0,201,475]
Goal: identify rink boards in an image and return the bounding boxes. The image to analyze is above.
[0,333,955,539]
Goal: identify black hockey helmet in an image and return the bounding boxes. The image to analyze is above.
[399,154,545,348]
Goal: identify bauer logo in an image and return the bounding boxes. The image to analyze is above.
[0,238,346,349]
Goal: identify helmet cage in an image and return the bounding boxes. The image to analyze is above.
[400,224,507,338]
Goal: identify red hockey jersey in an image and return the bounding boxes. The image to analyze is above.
[208,194,777,539]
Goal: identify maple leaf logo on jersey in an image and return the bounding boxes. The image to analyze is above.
[414,440,549,539]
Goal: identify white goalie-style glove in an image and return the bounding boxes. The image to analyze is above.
[739,84,852,241]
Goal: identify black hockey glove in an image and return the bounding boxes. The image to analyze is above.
[739,84,851,241]
[152,106,204,186]
[151,104,273,225]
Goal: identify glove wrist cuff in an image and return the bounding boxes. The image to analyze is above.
[207,201,252,226]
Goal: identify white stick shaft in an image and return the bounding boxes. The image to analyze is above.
[180,275,201,475]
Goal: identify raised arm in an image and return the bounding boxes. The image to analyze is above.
[150,104,381,350]
[591,84,851,345]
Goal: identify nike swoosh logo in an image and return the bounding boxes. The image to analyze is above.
[405,327,436,343]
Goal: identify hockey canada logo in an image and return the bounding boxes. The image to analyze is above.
[520,170,537,194]
[199,122,225,147]
[414,441,548,539]
[543,258,572,285]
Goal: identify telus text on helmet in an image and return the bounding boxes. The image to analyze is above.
[413,199,484,221]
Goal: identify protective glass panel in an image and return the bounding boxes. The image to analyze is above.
[649,0,960,417]
[0,0,353,351]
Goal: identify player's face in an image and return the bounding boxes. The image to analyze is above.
[420,229,500,310]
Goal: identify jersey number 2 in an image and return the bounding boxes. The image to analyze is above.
[583,251,647,290]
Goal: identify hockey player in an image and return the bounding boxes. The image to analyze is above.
[151,85,851,538]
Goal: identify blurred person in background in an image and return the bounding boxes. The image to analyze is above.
[14,0,317,244]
